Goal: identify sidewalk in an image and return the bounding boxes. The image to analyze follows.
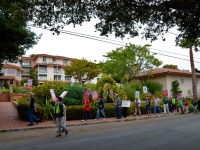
[0,102,173,132]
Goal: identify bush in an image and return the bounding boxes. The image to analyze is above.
[17,98,46,121]
[1,88,10,93]
[60,83,84,106]
[15,89,29,94]
[34,80,69,104]
[12,85,21,92]
[3,82,9,89]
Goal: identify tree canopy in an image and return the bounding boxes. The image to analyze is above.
[98,44,162,82]
[64,59,101,85]
[0,0,40,70]
[5,0,200,46]
[163,64,179,70]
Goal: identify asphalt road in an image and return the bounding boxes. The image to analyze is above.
[1,114,200,150]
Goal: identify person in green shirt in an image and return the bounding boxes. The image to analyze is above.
[178,99,184,114]
[171,97,176,113]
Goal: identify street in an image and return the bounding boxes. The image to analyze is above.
[0,114,200,150]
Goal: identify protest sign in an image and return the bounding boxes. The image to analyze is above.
[122,100,131,107]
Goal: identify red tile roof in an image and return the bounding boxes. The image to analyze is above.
[140,68,200,77]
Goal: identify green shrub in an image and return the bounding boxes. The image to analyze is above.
[33,80,69,104]
[60,83,84,106]
[1,88,9,93]
[15,89,29,93]
[17,98,46,121]
[3,82,9,89]
[12,85,21,92]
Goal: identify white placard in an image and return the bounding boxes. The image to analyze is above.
[60,91,68,99]
[135,91,140,98]
[143,86,147,93]
[122,100,131,107]
[50,89,57,101]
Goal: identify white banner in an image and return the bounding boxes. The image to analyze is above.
[135,91,140,98]
[122,100,131,107]
[143,86,147,93]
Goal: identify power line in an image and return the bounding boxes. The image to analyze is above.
[28,24,200,63]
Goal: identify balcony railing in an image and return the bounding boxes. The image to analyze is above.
[38,70,47,73]
[54,70,62,74]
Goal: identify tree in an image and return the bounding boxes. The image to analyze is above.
[6,1,200,46]
[64,59,101,85]
[0,1,40,70]
[98,44,162,82]
[171,80,182,96]
[29,68,38,87]
[180,39,200,100]
[163,64,178,70]
[195,68,200,73]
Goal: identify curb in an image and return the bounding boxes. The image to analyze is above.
[0,113,176,133]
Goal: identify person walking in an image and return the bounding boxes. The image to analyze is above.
[171,97,176,113]
[134,97,141,116]
[145,96,151,116]
[122,96,128,118]
[192,99,198,114]
[82,97,91,121]
[168,97,173,113]
[154,96,161,115]
[114,94,122,119]
[198,98,200,111]
[27,92,40,126]
[178,99,184,114]
[162,96,169,114]
[95,95,106,120]
[183,98,189,114]
[55,96,68,137]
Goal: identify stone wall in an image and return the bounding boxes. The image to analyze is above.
[0,94,10,102]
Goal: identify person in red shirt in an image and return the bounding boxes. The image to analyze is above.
[82,97,91,122]
[183,98,189,114]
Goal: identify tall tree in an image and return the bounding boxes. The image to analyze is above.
[6,0,199,46]
[180,39,200,101]
[163,64,179,70]
[0,0,40,70]
[64,59,101,85]
[98,44,162,82]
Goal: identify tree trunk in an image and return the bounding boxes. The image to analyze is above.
[189,46,198,100]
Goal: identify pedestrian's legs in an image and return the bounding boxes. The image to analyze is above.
[32,114,39,122]
[101,108,106,119]
[154,106,157,114]
[60,116,68,131]
[163,104,166,113]
[166,104,169,113]
[138,107,141,116]
[134,107,137,116]
[158,106,161,114]
[56,118,61,135]
[123,107,127,117]
[116,107,122,118]
[96,108,100,119]
[28,109,34,125]
[83,111,86,120]
[185,106,188,114]
[180,106,184,114]
[86,111,91,120]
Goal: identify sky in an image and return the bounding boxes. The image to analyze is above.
[25,19,200,71]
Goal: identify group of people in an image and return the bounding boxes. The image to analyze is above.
[27,92,200,137]
[133,96,200,116]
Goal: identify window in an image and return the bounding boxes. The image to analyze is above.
[39,74,47,80]
[10,80,13,84]
[7,69,15,74]
[43,57,46,62]
[39,66,47,71]
[65,75,71,81]
[17,70,20,76]
[181,78,184,84]
[23,61,31,65]
[54,66,61,72]
[54,75,61,80]
[63,60,68,65]
[23,68,30,73]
